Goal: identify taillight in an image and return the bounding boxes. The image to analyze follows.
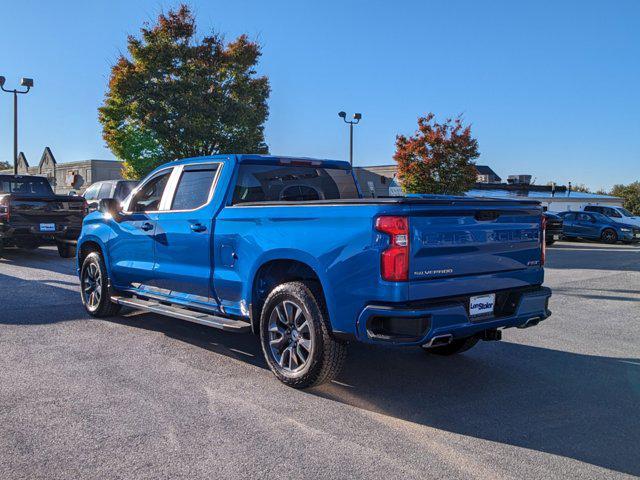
[541,215,547,266]
[0,200,9,223]
[375,216,409,281]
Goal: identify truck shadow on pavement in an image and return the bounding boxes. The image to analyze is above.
[109,311,640,477]
[316,341,640,477]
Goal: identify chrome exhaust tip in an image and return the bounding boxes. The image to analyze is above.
[517,317,541,329]
[424,334,453,348]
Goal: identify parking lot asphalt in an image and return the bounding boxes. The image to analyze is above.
[0,242,639,480]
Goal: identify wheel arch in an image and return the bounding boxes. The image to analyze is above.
[77,236,110,277]
[248,257,330,335]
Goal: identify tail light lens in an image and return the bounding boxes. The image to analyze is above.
[0,199,9,223]
[375,216,409,281]
[541,215,547,266]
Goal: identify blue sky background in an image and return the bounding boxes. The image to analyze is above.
[0,0,638,190]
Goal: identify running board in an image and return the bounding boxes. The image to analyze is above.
[111,296,251,332]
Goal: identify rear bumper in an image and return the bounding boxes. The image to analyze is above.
[0,224,80,244]
[355,286,552,346]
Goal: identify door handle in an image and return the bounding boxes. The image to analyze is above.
[140,222,153,231]
[190,223,207,233]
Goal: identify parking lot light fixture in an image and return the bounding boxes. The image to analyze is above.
[338,111,362,167]
[0,76,34,175]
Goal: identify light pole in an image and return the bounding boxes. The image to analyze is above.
[0,76,34,175]
[338,111,361,167]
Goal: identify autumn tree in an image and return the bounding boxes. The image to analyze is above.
[99,5,270,179]
[611,182,640,215]
[394,113,479,195]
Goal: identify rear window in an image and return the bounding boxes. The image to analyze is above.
[0,177,53,195]
[171,164,219,210]
[232,164,360,204]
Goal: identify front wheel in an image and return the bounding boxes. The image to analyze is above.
[422,336,479,356]
[601,228,618,244]
[260,281,346,388]
[80,252,121,317]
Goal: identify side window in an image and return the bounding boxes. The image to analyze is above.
[577,213,591,222]
[129,170,172,212]
[564,213,576,221]
[608,208,622,218]
[98,182,113,199]
[170,164,219,211]
[83,183,100,200]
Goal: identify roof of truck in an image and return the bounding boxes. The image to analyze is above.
[169,154,352,170]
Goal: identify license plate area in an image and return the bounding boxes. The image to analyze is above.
[469,293,495,319]
[39,223,56,232]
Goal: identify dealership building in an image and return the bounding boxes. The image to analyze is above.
[0,148,123,195]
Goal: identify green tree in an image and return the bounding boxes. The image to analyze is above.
[611,182,640,215]
[0,160,10,170]
[570,183,591,193]
[394,113,479,195]
[99,5,270,179]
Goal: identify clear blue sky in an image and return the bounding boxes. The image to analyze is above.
[1,0,638,190]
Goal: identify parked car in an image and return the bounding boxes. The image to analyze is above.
[83,179,138,212]
[558,211,640,244]
[76,155,552,388]
[543,211,563,245]
[583,205,640,227]
[0,174,86,257]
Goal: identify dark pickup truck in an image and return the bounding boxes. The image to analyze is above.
[0,175,86,258]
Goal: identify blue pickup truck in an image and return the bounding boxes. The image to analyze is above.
[76,155,551,388]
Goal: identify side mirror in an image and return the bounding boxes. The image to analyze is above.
[98,198,121,217]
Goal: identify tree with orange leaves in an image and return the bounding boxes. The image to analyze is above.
[394,113,479,195]
[99,5,270,179]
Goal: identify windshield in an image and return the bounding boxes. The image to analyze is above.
[232,164,360,204]
[0,176,54,195]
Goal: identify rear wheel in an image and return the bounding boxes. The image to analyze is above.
[57,241,76,258]
[80,252,121,317]
[601,228,617,244]
[259,281,346,388]
[422,336,479,356]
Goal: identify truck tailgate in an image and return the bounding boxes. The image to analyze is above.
[409,204,541,282]
[9,197,85,226]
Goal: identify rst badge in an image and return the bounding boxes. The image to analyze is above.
[469,293,495,317]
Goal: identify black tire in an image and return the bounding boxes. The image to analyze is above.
[57,241,76,258]
[80,251,121,317]
[601,228,617,244]
[422,335,480,356]
[259,281,346,388]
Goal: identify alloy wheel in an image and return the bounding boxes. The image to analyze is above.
[268,300,314,373]
[82,262,102,310]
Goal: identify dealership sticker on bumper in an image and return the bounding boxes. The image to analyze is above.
[39,223,55,232]
[553,234,560,240]
[470,293,495,316]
